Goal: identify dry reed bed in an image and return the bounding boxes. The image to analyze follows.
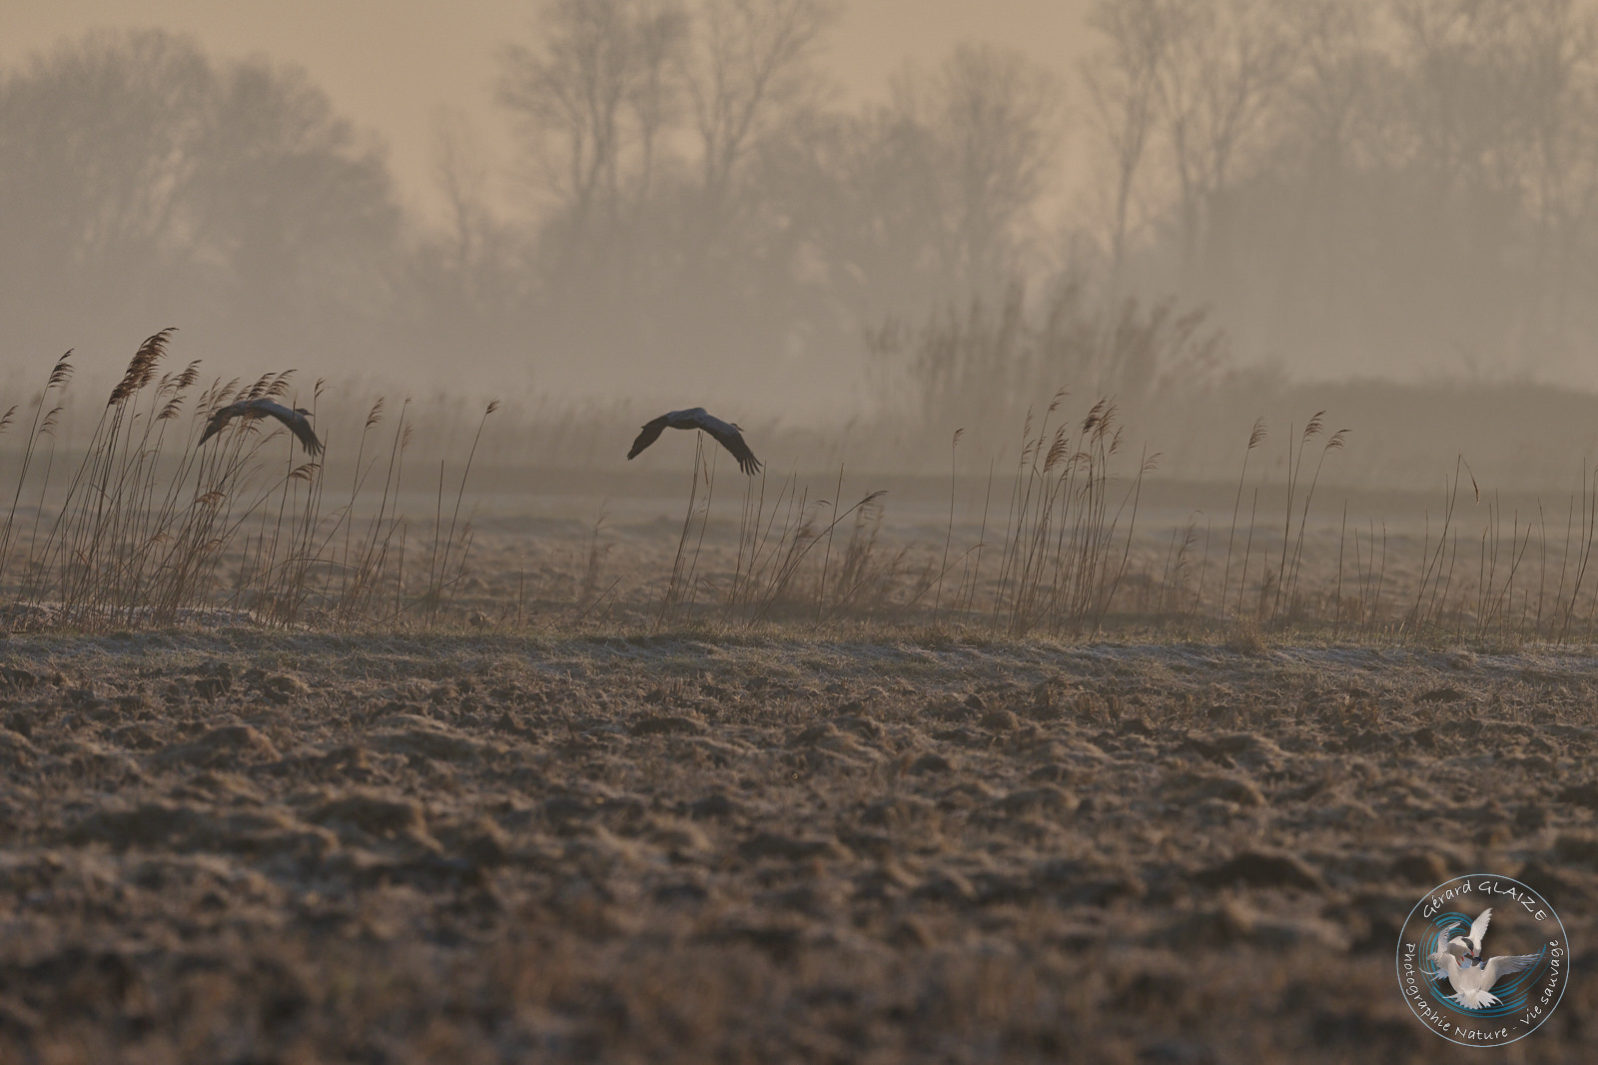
[0,331,496,629]
[7,331,1598,643]
[635,400,1598,646]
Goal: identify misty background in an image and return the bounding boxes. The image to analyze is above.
[4,0,1598,487]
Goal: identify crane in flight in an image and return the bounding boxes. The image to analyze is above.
[627,407,761,475]
[198,398,322,458]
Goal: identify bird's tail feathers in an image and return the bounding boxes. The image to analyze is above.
[1452,989,1501,1010]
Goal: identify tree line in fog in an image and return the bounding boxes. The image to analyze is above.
[3,0,1598,420]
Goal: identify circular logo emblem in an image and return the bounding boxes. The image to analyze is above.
[1396,873,1569,1046]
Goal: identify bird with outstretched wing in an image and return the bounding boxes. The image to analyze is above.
[1429,947,1543,1009]
[1429,908,1542,1010]
[198,398,322,457]
[627,407,760,475]
[1441,907,1494,966]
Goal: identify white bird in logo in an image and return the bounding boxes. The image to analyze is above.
[1429,908,1542,1009]
[1441,907,1494,966]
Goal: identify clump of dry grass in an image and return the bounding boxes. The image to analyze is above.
[657,434,711,626]
[985,394,1154,634]
[421,399,500,622]
[0,332,499,630]
[1221,418,1266,618]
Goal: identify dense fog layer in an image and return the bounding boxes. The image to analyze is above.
[4,1,1598,467]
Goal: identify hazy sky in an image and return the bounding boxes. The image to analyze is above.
[2,1,1091,222]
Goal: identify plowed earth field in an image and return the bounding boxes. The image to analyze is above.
[2,633,1596,1062]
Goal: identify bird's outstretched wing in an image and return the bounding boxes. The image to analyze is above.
[1483,953,1542,986]
[198,401,245,448]
[628,415,670,460]
[1469,908,1493,952]
[690,412,761,475]
[245,399,322,457]
[709,425,761,475]
[272,403,323,458]
[1428,952,1463,988]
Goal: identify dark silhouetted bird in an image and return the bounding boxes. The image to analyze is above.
[198,398,322,457]
[628,407,761,475]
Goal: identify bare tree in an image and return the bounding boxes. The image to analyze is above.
[498,0,688,234]
[1152,0,1302,277]
[433,109,495,279]
[0,29,400,364]
[892,43,1065,295]
[191,58,400,312]
[427,106,528,315]
[1083,0,1173,281]
[631,0,691,203]
[683,0,836,208]
[753,106,943,321]
[1281,0,1383,170]
[0,30,212,297]
[1473,0,1598,356]
[1385,0,1529,180]
[1374,0,1598,367]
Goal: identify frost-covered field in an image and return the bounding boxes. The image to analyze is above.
[2,631,1594,1062]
